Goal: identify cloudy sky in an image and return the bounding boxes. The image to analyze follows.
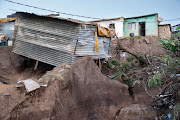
[0,0,180,25]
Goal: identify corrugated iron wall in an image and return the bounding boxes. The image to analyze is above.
[75,24,111,58]
[13,13,80,66]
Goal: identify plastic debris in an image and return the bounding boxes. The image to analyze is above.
[120,52,125,58]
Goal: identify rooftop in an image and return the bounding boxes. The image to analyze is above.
[13,12,84,24]
[89,17,124,22]
[125,13,158,19]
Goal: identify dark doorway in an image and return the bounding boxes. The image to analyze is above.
[139,22,145,36]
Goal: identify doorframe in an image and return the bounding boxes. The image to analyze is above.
[139,22,146,36]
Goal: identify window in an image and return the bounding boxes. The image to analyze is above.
[163,28,166,32]
[127,23,136,30]
[109,23,115,29]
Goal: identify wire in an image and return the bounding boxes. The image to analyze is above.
[5,0,180,23]
[4,0,101,20]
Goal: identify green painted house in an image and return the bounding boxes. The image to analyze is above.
[123,13,161,37]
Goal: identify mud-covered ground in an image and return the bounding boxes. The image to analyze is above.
[0,36,179,120]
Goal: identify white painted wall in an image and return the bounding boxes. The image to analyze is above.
[94,18,124,38]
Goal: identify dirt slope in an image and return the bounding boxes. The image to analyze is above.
[0,57,134,120]
[0,46,53,84]
[111,36,174,62]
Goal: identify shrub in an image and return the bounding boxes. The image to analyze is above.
[127,56,133,62]
[148,71,161,87]
[160,38,180,52]
[121,62,128,68]
[111,59,120,65]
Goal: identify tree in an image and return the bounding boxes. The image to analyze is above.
[176,25,180,31]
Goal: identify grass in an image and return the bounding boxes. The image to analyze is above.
[124,78,134,86]
[40,74,64,81]
[124,35,142,39]
[121,62,128,68]
[114,72,123,77]
[111,59,120,65]
[127,56,133,62]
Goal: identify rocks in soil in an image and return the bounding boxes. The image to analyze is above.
[117,104,156,120]
[0,57,133,120]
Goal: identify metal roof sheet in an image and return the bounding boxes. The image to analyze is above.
[15,12,83,24]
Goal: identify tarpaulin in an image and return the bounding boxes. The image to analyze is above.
[84,22,111,37]
[97,25,111,37]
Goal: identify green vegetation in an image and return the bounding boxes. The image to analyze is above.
[176,25,180,31]
[160,38,180,52]
[124,78,134,86]
[124,35,142,39]
[148,55,180,87]
[111,59,120,65]
[114,72,123,78]
[121,62,128,68]
[40,74,64,81]
[127,56,133,62]
[148,71,161,87]
[107,59,120,69]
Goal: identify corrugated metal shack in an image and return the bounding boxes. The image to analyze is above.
[13,12,111,66]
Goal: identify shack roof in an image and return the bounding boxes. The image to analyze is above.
[158,24,171,26]
[159,24,171,31]
[172,24,180,27]
[125,13,158,20]
[14,12,83,24]
[89,17,124,22]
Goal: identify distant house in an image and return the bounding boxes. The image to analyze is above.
[90,17,124,38]
[171,24,180,34]
[158,24,171,39]
[0,17,16,46]
[12,12,111,66]
[123,13,162,37]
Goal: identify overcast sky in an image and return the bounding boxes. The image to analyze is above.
[0,0,180,25]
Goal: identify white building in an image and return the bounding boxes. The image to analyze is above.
[90,17,124,38]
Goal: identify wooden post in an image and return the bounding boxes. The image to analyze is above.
[34,60,39,70]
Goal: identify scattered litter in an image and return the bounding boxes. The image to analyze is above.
[107,75,116,79]
[120,52,125,58]
[4,93,11,96]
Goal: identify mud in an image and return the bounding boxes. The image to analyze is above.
[0,57,136,120]
[0,46,54,84]
[111,36,174,63]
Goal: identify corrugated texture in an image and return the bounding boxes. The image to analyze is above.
[15,12,82,24]
[13,13,80,66]
[13,12,111,66]
[75,25,111,57]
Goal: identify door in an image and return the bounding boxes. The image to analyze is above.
[139,22,145,36]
